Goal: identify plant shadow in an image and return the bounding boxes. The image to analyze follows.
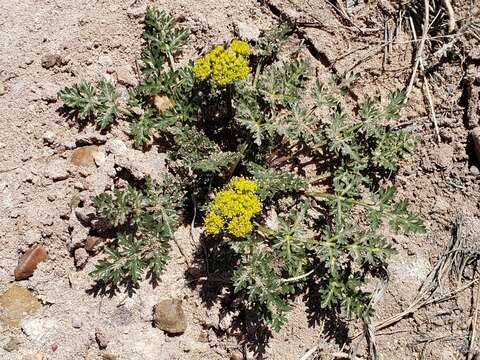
[185,237,351,359]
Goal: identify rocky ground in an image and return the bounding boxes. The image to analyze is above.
[1,0,480,359]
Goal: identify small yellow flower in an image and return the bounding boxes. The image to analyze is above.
[192,40,251,86]
[192,57,211,81]
[230,177,257,192]
[204,177,262,237]
[204,211,224,234]
[230,39,251,56]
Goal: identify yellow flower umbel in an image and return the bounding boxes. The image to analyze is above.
[192,40,251,86]
[230,39,251,56]
[204,177,262,237]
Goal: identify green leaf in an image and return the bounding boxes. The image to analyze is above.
[232,251,291,332]
[255,23,292,60]
[58,80,120,129]
[258,59,309,108]
[143,7,189,71]
[275,104,321,144]
[247,162,307,200]
[192,151,242,174]
[90,176,184,285]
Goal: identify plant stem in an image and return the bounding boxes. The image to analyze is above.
[307,191,405,223]
[309,172,331,185]
[167,51,175,70]
[281,269,314,283]
[253,61,263,88]
[307,191,372,209]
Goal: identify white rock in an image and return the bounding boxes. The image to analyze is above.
[40,82,59,102]
[93,151,107,167]
[127,6,146,18]
[217,312,236,332]
[234,21,261,41]
[24,230,42,245]
[42,131,55,144]
[105,139,128,156]
[470,165,480,176]
[85,171,113,193]
[44,159,69,181]
[74,205,96,225]
[21,318,58,342]
[98,55,113,67]
[74,247,89,269]
[114,149,167,181]
[72,317,83,329]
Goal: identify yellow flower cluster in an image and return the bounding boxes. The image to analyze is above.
[204,177,262,237]
[192,40,251,86]
[230,39,251,56]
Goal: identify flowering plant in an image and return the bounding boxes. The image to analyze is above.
[192,40,251,86]
[204,177,262,237]
[59,7,425,333]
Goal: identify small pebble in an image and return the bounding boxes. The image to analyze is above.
[470,165,480,176]
[14,245,48,280]
[95,329,109,349]
[72,318,82,329]
[42,131,55,144]
[153,299,187,334]
[73,248,89,269]
[41,54,63,69]
[230,352,243,360]
[102,354,118,360]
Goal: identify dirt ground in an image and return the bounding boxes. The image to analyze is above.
[1,0,480,359]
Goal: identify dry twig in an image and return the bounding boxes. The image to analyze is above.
[441,0,456,33]
[404,0,430,103]
[408,14,441,143]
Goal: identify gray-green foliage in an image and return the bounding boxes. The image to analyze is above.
[91,176,184,284]
[58,80,121,129]
[58,8,425,332]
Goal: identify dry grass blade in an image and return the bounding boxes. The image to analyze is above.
[468,283,480,360]
[349,216,475,337]
[407,13,441,143]
[351,276,388,359]
[404,0,430,104]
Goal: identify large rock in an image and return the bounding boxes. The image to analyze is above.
[44,159,69,181]
[113,148,167,181]
[0,286,41,327]
[21,317,58,342]
[153,299,187,334]
[116,65,138,87]
[14,245,48,280]
[71,145,99,167]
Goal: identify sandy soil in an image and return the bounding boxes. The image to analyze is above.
[1,0,480,359]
